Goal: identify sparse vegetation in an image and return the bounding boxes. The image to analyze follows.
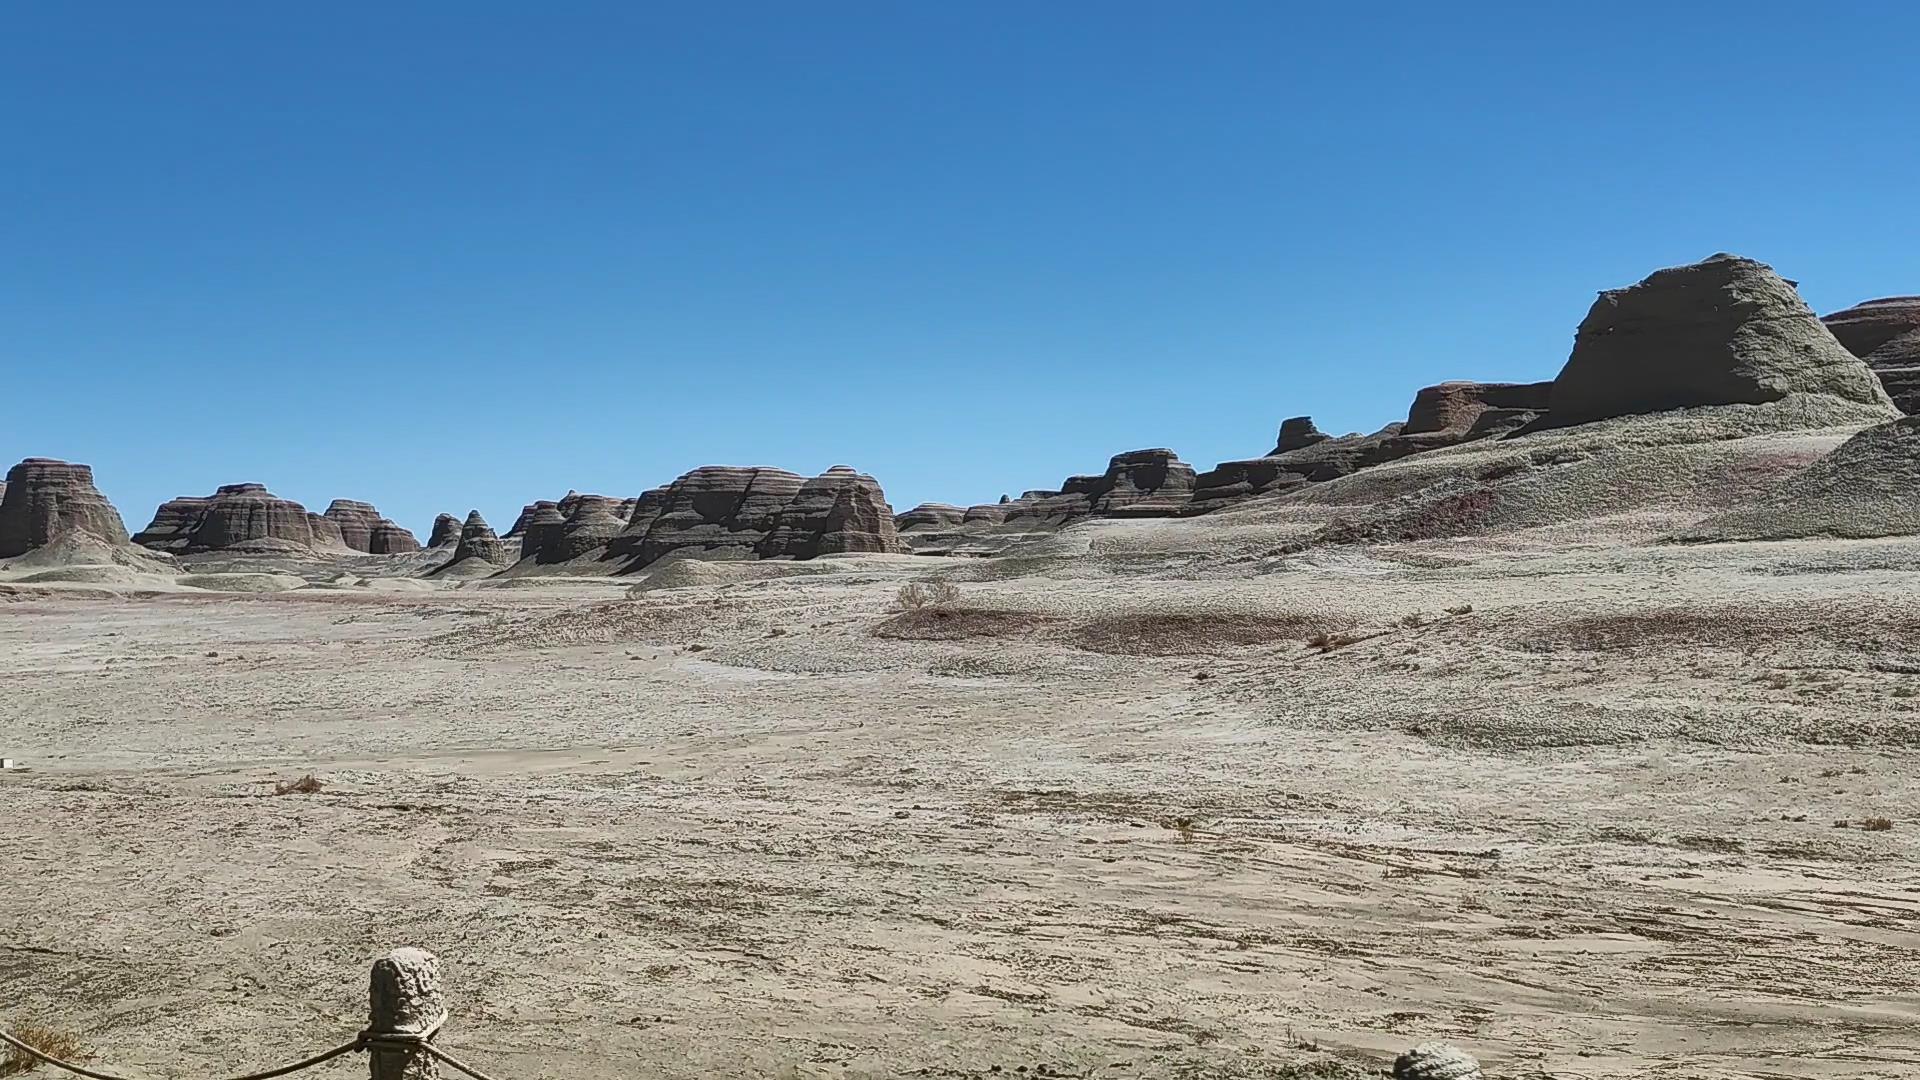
[1395,611,1430,629]
[1306,629,1365,652]
[272,774,324,796]
[1,1023,87,1076]
[897,579,962,612]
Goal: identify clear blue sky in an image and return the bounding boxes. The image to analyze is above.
[5,2,1917,537]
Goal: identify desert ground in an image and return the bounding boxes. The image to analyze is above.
[5,518,1919,1080]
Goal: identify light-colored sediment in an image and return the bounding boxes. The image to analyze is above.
[4,517,1919,1079]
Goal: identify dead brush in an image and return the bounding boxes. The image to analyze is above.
[272,774,324,796]
[1306,629,1364,652]
[896,579,961,612]
[1,1023,87,1076]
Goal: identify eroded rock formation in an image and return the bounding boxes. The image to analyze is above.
[0,458,130,557]
[323,500,422,554]
[1824,296,1920,415]
[1543,253,1891,428]
[896,503,966,532]
[428,513,462,548]
[449,510,509,565]
[134,483,341,554]
[759,466,903,558]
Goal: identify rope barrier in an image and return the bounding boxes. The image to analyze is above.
[418,1044,511,1080]
[2,1014,510,1080]
[0,1029,366,1080]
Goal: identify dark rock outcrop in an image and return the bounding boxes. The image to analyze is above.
[1084,449,1196,517]
[759,466,904,558]
[503,504,538,540]
[548,495,629,562]
[0,459,130,557]
[449,510,509,565]
[515,502,566,560]
[428,513,462,548]
[603,467,807,567]
[1401,381,1551,438]
[597,465,903,571]
[134,483,340,554]
[1542,253,1891,428]
[323,500,383,551]
[897,503,966,532]
[322,500,422,554]
[996,450,1197,524]
[1824,296,1920,415]
[367,520,422,554]
[1271,416,1329,455]
[131,496,213,553]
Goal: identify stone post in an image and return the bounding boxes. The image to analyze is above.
[368,947,446,1080]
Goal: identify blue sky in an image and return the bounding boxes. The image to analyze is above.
[4,2,1917,537]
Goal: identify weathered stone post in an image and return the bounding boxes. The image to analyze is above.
[368,947,446,1080]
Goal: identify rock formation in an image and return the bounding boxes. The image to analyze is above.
[1392,1044,1482,1080]
[1186,381,1549,514]
[997,450,1198,523]
[133,483,342,554]
[1542,253,1891,428]
[589,465,903,571]
[515,502,566,559]
[131,496,212,553]
[428,513,462,548]
[1081,449,1196,517]
[0,458,131,558]
[546,495,629,562]
[1271,416,1329,455]
[896,503,966,532]
[323,500,383,551]
[367,520,422,554]
[1401,380,1550,439]
[759,466,904,558]
[503,503,537,540]
[1824,296,1920,415]
[448,510,509,566]
[323,500,422,554]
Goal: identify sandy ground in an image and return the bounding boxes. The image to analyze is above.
[5,531,1920,1080]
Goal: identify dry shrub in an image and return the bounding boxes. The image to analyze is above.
[1071,612,1355,657]
[2,1023,87,1076]
[898,579,962,612]
[1862,817,1895,831]
[1395,612,1430,629]
[1306,629,1366,653]
[273,775,324,796]
[1445,603,1474,616]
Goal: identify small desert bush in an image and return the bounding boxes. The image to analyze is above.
[1,1023,87,1076]
[1395,611,1430,629]
[273,775,324,796]
[897,579,962,611]
[1306,629,1365,652]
